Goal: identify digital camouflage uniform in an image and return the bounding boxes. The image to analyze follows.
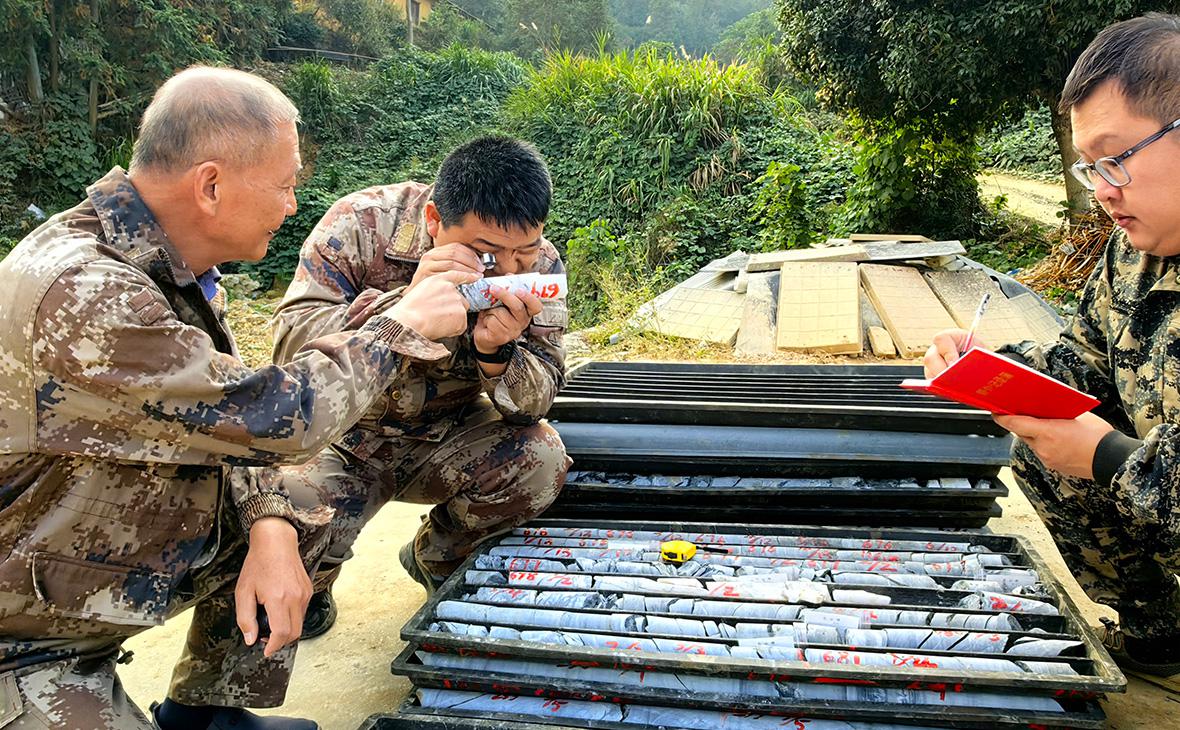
[1000,229,1180,642]
[271,181,570,579]
[0,168,450,728]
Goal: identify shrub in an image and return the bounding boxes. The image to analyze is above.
[833,121,985,241]
[749,161,817,250]
[980,105,1060,177]
[501,47,844,318]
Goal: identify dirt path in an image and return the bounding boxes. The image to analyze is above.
[978,171,1068,227]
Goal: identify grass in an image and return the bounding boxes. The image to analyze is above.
[226,297,278,369]
[579,330,870,364]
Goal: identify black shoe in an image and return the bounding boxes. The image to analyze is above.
[299,589,338,640]
[1100,618,1180,693]
[399,540,444,596]
[151,700,320,729]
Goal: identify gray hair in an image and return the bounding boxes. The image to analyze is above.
[129,66,300,174]
[1061,13,1180,123]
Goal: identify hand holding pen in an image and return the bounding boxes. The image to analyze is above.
[960,292,991,354]
[923,292,992,378]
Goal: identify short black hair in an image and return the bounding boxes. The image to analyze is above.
[1061,13,1180,123]
[432,136,552,230]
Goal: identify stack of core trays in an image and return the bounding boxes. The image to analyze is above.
[376,520,1124,730]
[544,362,1011,528]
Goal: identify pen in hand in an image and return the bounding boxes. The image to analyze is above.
[960,292,991,354]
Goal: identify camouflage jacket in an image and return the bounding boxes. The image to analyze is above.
[0,168,446,661]
[271,181,567,446]
[1000,230,1180,542]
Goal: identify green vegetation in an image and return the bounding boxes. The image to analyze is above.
[2,1,1095,330]
[775,0,1180,214]
[502,48,851,324]
[981,106,1062,179]
[610,0,773,56]
[241,47,528,286]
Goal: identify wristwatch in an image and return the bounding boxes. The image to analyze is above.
[473,342,516,364]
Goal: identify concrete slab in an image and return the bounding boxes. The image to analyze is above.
[860,263,957,358]
[676,270,734,291]
[700,250,750,273]
[1011,292,1066,344]
[747,246,865,271]
[850,233,933,242]
[747,241,965,272]
[776,262,861,354]
[863,239,964,261]
[734,267,750,294]
[735,272,777,356]
[924,270,1038,348]
[646,286,745,344]
[627,271,736,332]
[867,325,897,358]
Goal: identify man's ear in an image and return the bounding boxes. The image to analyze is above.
[424,200,442,239]
[193,161,222,217]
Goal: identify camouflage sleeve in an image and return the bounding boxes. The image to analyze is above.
[1097,422,1180,543]
[997,250,1125,425]
[479,261,568,424]
[36,258,447,530]
[271,201,406,366]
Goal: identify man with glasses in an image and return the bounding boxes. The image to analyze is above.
[925,14,1180,691]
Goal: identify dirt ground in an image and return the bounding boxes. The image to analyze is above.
[978,172,1068,228]
[118,466,1180,729]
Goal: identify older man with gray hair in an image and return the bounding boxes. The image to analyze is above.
[0,67,476,728]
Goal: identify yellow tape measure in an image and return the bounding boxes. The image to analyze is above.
[659,540,726,565]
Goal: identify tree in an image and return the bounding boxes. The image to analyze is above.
[1,1,46,102]
[776,0,1180,215]
[611,0,773,57]
[312,0,404,56]
[0,0,287,211]
[415,1,499,52]
[712,7,780,64]
[504,0,613,55]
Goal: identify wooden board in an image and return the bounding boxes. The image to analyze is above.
[747,240,965,272]
[747,246,866,271]
[859,264,957,358]
[924,270,1038,349]
[850,233,933,242]
[776,262,861,354]
[646,287,744,344]
[735,273,777,356]
[700,250,750,273]
[867,326,897,358]
[863,240,964,261]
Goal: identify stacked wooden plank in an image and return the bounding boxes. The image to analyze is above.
[637,236,1065,358]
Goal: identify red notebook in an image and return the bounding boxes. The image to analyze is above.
[900,347,1100,419]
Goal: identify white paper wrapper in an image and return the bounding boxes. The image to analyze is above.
[458,272,568,311]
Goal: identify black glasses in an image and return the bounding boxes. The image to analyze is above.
[1071,118,1180,190]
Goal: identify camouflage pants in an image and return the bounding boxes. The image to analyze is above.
[1011,439,1180,640]
[282,402,570,578]
[1,494,331,729]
